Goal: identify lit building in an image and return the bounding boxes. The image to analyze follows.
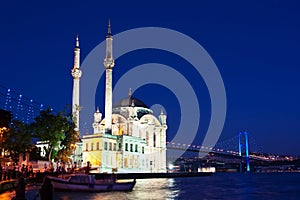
[71,21,167,173]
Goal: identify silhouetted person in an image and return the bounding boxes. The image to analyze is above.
[11,163,16,179]
[0,163,2,181]
[28,165,33,178]
[44,163,48,172]
[15,173,26,200]
[48,163,54,173]
[60,163,66,174]
[21,164,26,175]
[85,161,90,174]
[40,177,52,200]
[71,162,77,173]
[3,164,8,180]
[7,164,12,180]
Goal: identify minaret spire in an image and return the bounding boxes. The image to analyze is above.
[75,33,79,48]
[107,18,111,36]
[128,88,132,97]
[71,34,82,132]
[73,34,80,69]
[104,19,115,134]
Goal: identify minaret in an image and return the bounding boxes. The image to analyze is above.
[93,107,102,134]
[159,109,167,129]
[71,34,82,132]
[103,19,115,134]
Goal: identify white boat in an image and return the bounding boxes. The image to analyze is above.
[47,174,136,192]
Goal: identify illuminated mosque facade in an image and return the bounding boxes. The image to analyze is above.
[71,22,167,173]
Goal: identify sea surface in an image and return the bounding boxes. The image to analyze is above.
[1,173,300,200]
[54,173,300,200]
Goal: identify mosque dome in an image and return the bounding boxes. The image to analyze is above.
[113,88,149,109]
[113,96,148,108]
[112,89,152,119]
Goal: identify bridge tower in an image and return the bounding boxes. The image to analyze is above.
[238,131,250,172]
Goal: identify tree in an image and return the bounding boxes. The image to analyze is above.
[31,108,80,162]
[31,109,69,162]
[2,120,33,163]
[56,120,80,163]
[0,109,12,128]
[29,145,43,161]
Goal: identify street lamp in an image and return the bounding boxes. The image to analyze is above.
[168,163,174,172]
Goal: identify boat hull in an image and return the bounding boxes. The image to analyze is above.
[48,176,135,192]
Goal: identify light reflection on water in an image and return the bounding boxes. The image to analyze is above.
[54,178,178,200]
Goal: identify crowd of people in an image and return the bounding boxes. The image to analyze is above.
[0,163,34,181]
[0,161,80,181]
[45,162,78,174]
[43,162,79,174]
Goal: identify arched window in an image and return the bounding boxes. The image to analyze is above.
[130,144,133,152]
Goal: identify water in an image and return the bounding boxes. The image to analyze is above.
[1,173,299,200]
[54,173,300,200]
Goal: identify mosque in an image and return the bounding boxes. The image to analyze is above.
[71,22,167,173]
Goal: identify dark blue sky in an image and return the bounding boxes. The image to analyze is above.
[1,1,299,155]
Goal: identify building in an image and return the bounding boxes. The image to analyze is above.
[71,21,167,173]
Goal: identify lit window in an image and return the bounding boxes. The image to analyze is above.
[146,132,149,144]
[124,158,128,168]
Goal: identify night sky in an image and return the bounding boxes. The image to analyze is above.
[1,1,299,156]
